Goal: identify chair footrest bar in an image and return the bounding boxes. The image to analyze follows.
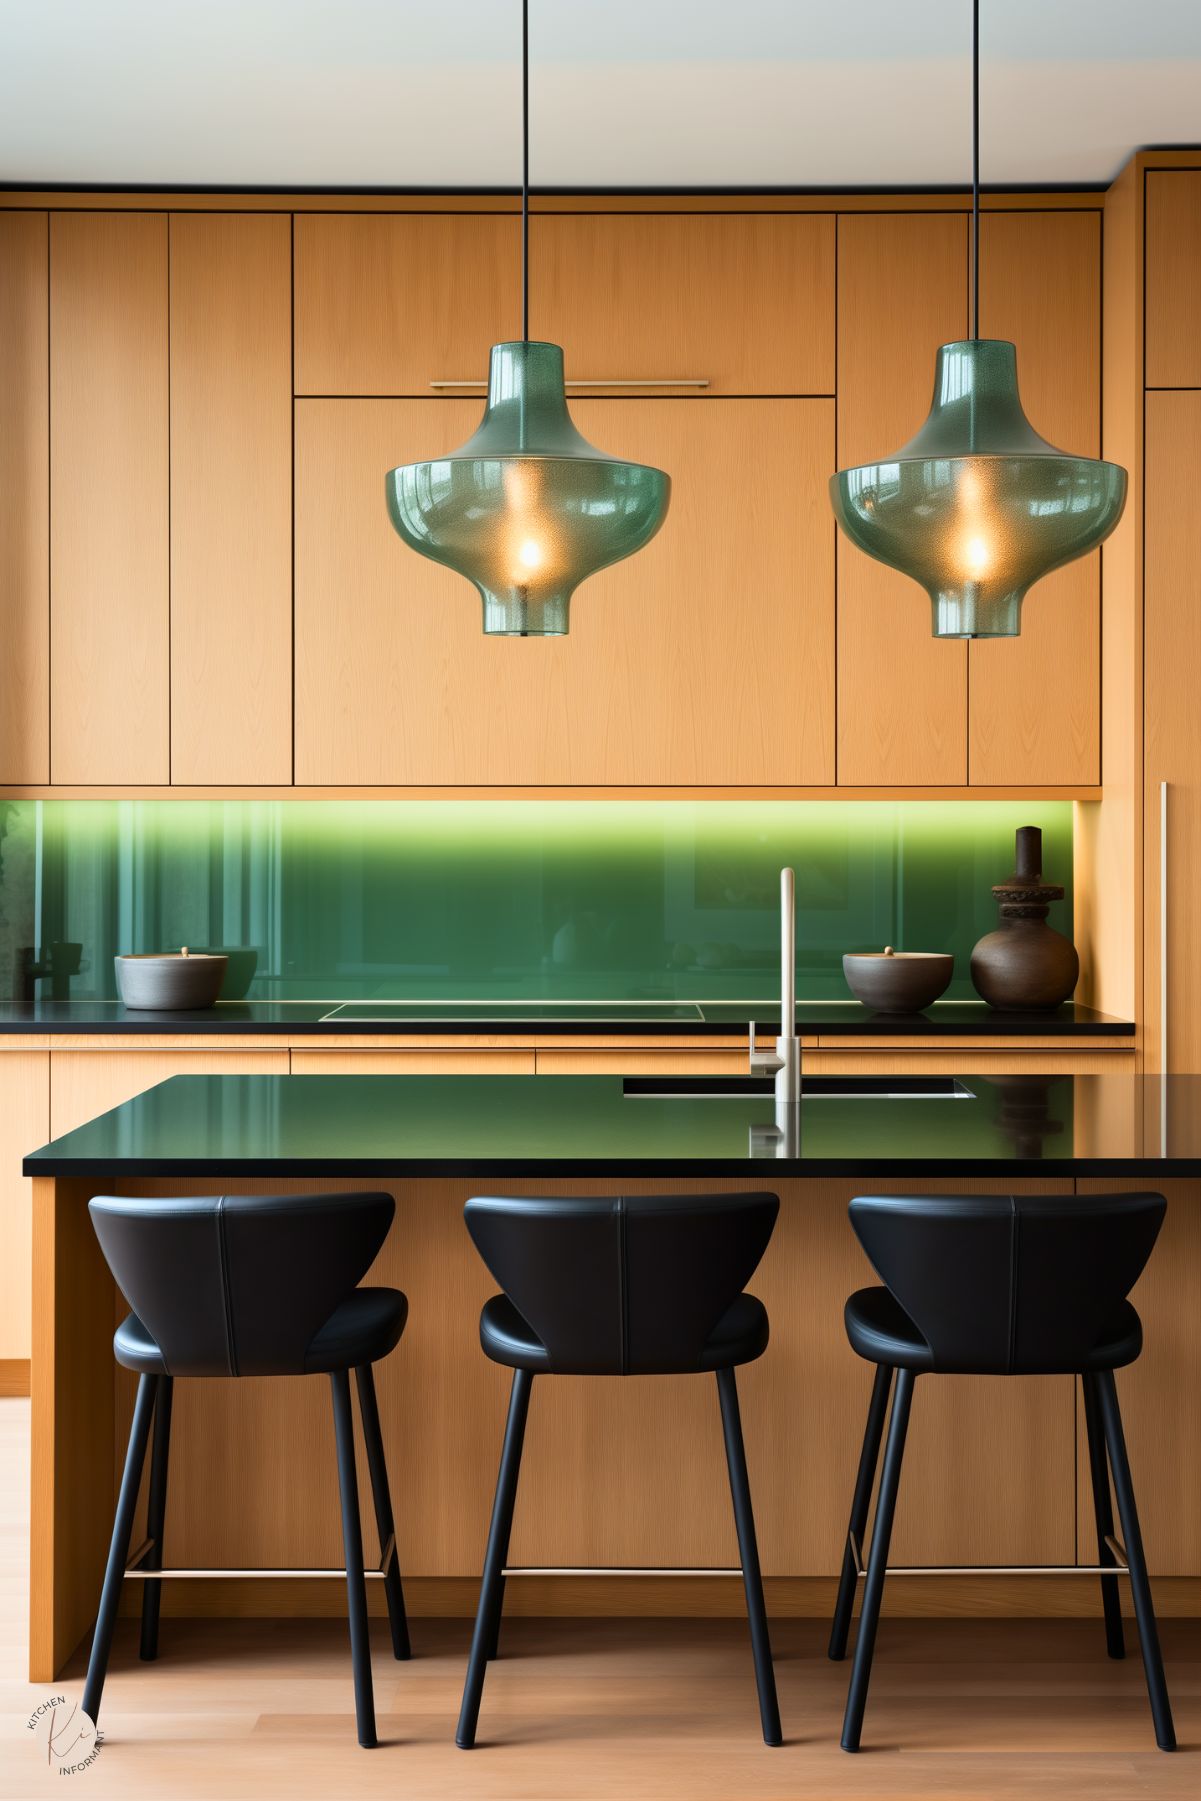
[847,1529,1130,1580]
[501,1566,743,1578]
[122,1566,391,1579]
[124,1535,398,1581]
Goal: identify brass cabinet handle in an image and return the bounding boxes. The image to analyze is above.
[428,378,710,389]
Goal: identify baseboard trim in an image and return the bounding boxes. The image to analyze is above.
[120,1572,1201,1621]
[0,1360,30,1398]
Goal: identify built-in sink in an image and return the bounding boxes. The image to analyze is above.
[622,1075,973,1100]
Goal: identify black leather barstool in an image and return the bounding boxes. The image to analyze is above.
[83,1192,410,1749]
[829,1191,1175,1753]
[456,1190,782,1750]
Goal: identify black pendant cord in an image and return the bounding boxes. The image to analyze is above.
[521,0,530,343]
[971,0,980,340]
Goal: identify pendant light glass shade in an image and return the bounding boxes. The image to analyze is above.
[830,343,1126,640]
[387,342,670,636]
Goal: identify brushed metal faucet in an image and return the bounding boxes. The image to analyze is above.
[749,867,802,1103]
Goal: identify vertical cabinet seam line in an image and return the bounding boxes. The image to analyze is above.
[215,1195,238,1376]
[617,1196,628,1376]
[1006,1195,1020,1375]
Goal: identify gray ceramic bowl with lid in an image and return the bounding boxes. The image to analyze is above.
[842,946,954,1013]
[115,948,229,1010]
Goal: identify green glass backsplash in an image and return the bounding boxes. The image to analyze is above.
[0,801,1073,1005]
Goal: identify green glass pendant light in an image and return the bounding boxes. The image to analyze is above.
[386,2,670,636]
[829,1,1126,639]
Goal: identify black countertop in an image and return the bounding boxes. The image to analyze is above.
[23,1072,1195,1179]
[0,999,1134,1038]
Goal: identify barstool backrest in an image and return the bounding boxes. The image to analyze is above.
[464,1191,779,1374]
[848,1191,1166,1373]
[89,1191,394,1376]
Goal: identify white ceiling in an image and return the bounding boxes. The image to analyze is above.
[1,0,1198,191]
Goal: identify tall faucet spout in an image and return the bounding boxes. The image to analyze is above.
[780,867,796,1044]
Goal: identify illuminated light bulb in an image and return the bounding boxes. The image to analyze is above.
[964,535,991,577]
[517,538,544,571]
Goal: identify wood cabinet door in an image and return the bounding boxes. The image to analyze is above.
[293,214,520,396]
[50,213,169,783]
[528,212,835,397]
[1144,391,1201,1074]
[169,214,293,784]
[1145,171,1201,390]
[295,395,834,785]
[836,213,969,784]
[0,213,49,784]
[970,211,1101,785]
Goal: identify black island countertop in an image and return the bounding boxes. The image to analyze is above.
[24,1071,1197,1179]
[0,998,1134,1038]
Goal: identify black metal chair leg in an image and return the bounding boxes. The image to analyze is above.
[841,1366,914,1753]
[717,1366,782,1748]
[1081,1371,1125,1660]
[330,1369,377,1749]
[484,1580,505,1661]
[456,1369,533,1749]
[138,1375,173,1663]
[1096,1369,1176,1752]
[829,1362,893,1662]
[82,1374,156,1726]
[354,1363,411,1662]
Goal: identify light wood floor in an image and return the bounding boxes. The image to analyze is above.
[0,1400,1196,1800]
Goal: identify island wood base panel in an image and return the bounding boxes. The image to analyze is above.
[31,1173,1201,1681]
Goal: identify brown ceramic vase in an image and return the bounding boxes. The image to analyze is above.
[970,825,1079,1011]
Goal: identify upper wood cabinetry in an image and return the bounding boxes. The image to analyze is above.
[1145,172,1201,389]
[169,214,293,783]
[528,213,835,396]
[50,213,169,784]
[0,214,49,784]
[1144,391,1201,1074]
[836,213,968,785]
[295,395,834,785]
[971,211,1101,786]
[0,195,1114,795]
[293,214,519,395]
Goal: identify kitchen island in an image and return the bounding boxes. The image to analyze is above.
[25,1072,1201,1682]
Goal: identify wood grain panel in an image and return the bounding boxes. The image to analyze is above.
[50,212,169,782]
[292,1050,534,1074]
[970,212,1101,785]
[295,397,834,785]
[293,214,518,395]
[529,213,835,395]
[1076,1179,1201,1575]
[1145,171,1201,389]
[48,1049,289,1139]
[1144,393,1201,1073]
[804,1050,1132,1076]
[1074,160,1143,1025]
[30,1176,115,1680]
[0,212,49,783]
[836,213,968,783]
[169,214,292,783]
[0,1050,48,1360]
[535,1050,753,1076]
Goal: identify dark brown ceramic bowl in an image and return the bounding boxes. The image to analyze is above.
[842,948,954,1013]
